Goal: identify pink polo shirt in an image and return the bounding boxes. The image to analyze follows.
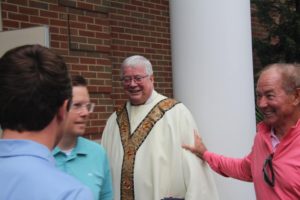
[204,120,300,200]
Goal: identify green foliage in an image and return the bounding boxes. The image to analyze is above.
[252,0,300,66]
[252,0,299,123]
[256,106,264,123]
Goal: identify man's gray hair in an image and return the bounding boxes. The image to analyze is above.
[121,55,153,76]
[259,63,300,94]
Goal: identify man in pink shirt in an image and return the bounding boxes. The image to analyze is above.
[183,63,300,200]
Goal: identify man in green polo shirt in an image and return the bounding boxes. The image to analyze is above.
[53,75,113,200]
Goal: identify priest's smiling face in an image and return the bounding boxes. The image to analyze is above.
[122,64,154,105]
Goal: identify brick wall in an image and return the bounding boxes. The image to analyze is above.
[1,0,172,139]
[1,1,268,140]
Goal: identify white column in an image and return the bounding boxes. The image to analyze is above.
[170,1,256,200]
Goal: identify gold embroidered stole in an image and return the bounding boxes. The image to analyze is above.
[116,98,179,200]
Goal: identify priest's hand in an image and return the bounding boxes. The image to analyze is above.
[182,130,207,160]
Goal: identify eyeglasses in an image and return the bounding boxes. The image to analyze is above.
[70,102,95,113]
[263,153,275,187]
[121,75,149,84]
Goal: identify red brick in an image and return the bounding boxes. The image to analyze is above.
[3,20,20,27]
[40,10,59,18]
[78,2,94,11]
[79,30,95,37]
[30,16,49,24]
[19,7,39,15]
[2,3,18,12]
[8,13,29,21]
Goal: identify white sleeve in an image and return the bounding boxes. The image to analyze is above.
[177,104,219,200]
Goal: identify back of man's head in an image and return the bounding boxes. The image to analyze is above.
[0,44,72,132]
[71,74,87,87]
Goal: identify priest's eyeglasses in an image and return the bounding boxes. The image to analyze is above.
[70,102,95,113]
[121,75,149,84]
[263,153,275,187]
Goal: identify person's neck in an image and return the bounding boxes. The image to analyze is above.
[273,127,285,140]
[273,114,300,139]
[57,134,78,151]
[2,128,56,150]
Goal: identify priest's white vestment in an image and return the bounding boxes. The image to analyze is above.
[102,91,219,200]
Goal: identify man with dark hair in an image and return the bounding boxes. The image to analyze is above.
[53,75,113,200]
[0,45,93,200]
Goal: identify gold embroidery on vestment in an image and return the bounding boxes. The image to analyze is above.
[116,98,179,200]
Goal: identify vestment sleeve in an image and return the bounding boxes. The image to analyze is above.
[101,112,117,151]
[182,150,219,199]
[177,104,219,200]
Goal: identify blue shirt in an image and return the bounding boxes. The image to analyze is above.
[53,137,113,200]
[0,139,93,200]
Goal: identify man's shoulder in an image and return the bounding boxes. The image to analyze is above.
[2,156,90,190]
[78,137,106,153]
[0,166,93,200]
[34,169,93,199]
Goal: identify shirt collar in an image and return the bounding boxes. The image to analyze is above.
[144,90,157,104]
[52,137,88,156]
[270,128,280,150]
[0,139,55,164]
[258,118,300,134]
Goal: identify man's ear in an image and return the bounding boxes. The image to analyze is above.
[293,88,300,106]
[57,99,69,122]
[150,74,154,83]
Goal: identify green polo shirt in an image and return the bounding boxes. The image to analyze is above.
[53,137,113,200]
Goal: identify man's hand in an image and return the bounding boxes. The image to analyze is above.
[182,130,207,160]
